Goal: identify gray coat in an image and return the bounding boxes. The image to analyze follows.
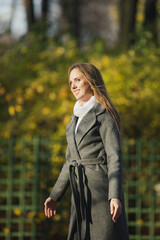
[50,102,129,240]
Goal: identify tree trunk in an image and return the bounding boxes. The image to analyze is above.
[41,0,49,21]
[72,0,81,44]
[120,0,138,47]
[144,0,157,40]
[61,0,81,45]
[24,0,35,29]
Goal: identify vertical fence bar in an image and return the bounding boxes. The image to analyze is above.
[6,138,14,240]
[31,137,40,240]
[136,139,142,238]
[19,138,26,240]
[149,140,155,239]
[123,139,129,221]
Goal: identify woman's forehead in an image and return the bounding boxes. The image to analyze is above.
[69,68,84,80]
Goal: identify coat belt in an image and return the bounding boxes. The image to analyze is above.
[68,157,107,240]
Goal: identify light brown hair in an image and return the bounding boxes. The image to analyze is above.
[68,62,121,133]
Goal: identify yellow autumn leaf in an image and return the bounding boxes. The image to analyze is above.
[59,86,68,98]
[36,85,44,93]
[49,92,56,100]
[42,107,50,115]
[29,122,36,129]
[3,131,10,138]
[8,106,15,116]
[25,88,34,99]
[37,211,46,220]
[13,208,21,216]
[3,227,10,234]
[15,105,22,112]
[14,143,22,151]
[63,115,71,125]
[129,138,135,145]
[27,211,36,219]
[54,214,61,221]
[101,55,111,67]
[136,13,144,23]
[5,94,11,102]
[0,87,5,95]
[35,211,46,223]
[136,219,144,225]
[16,97,23,104]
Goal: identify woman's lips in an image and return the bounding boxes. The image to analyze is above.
[74,89,80,95]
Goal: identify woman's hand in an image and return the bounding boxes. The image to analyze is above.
[44,197,57,218]
[110,198,122,222]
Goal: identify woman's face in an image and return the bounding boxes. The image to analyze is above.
[69,68,93,105]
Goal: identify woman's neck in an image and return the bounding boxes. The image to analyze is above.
[78,95,94,106]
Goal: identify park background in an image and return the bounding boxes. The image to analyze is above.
[0,0,160,239]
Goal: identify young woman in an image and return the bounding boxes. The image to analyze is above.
[44,63,129,240]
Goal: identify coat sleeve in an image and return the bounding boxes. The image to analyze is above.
[99,112,122,201]
[49,146,70,202]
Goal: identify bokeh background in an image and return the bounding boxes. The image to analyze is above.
[0,0,160,239]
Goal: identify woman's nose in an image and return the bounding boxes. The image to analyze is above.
[71,82,77,89]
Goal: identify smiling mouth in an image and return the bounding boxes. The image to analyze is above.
[74,90,80,94]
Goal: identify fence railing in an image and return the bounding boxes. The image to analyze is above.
[123,139,160,240]
[0,138,160,240]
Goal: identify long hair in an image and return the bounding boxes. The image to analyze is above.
[68,63,121,133]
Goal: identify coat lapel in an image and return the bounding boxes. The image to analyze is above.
[75,108,96,146]
[75,102,106,147]
[66,115,80,159]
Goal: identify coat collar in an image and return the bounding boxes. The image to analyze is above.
[66,102,106,148]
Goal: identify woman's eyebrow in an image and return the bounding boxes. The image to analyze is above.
[70,76,80,82]
[69,74,82,83]
[74,76,81,80]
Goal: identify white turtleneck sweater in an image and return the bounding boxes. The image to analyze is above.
[73,96,97,134]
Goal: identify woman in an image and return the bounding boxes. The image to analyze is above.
[44,63,129,240]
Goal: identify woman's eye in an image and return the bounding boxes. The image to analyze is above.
[77,78,81,81]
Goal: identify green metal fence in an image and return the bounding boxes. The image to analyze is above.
[123,139,160,240]
[0,138,160,240]
[0,138,52,240]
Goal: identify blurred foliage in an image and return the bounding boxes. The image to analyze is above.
[0,32,159,140]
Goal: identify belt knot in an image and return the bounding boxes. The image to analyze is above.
[71,159,81,167]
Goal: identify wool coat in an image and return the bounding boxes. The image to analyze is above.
[50,102,129,240]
